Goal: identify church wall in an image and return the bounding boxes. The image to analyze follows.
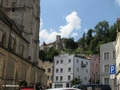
[1,0,40,63]
[0,47,47,90]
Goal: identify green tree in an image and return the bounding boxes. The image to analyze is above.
[94,20,109,42]
[70,78,82,87]
[65,38,78,49]
[109,23,117,41]
[39,50,45,61]
[86,29,94,48]
[45,47,59,62]
[77,33,86,51]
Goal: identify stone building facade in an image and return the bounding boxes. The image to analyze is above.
[38,59,53,88]
[0,0,47,90]
[40,35,65,51]
[0,0,40,63]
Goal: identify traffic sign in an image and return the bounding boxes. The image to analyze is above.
[110,74,115,79]
[110,64,116,74]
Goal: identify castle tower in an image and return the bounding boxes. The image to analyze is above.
[0,0,40,63]
[56,35,61,50]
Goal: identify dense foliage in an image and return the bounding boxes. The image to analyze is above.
[70,78,82,87]
[39,47,59,62]
[39,20,117,62]
[76,20,117,54]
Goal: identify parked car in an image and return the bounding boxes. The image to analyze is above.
[46,88,81,90]
[72,84,111,90]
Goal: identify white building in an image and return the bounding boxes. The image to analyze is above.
[100,42,116,90]
[52,53,90,88]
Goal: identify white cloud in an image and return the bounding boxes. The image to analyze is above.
[40,18,43,29]
[39,11,81,45]
[71,33,78,37]
[39,29,59,43]
[115,0,120,6]
[59,11,81,37]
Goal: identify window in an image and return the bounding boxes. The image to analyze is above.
[48,68,51,73]
[92,71,94,74]
[104,78,109,84]
[96,72,97,75]
[85,77,87,80]
[104,52,109,60]
[68,67,71,72]
[48,76,49,79]
[77,68,79,72]
[113,51,116,59]
[56,69,58,73]
[56,76,58,81]
[9,36,15,50]
[68,75,71,80]
[60,76,63,81]
[104,64,109,73]
[77,59,79,63]
[86,62,88,65]
[92,63,94,67]
[61,60,63,64]
[94,58,96,61]
[51,76,52,80]
[56,60,59,64]
[86,69,88,73]
[96,64,98,68]
[0,30,4,44]
[19,44,24,56]
[81,61,83,64]
[60,68,63,73]
[68,59,71,63]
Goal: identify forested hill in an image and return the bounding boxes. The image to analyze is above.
[63,20,117,54]
[39,20,117,62]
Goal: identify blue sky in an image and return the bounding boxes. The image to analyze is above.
[39,0,120,46]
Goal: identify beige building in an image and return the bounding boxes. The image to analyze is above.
[0,0,47,90]
[38,59,53,88]
[115,18,120,90]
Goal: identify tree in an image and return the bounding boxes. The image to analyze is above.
[70,78,82,87]
[86,29,94,48]
[94,20,110,42]
[88,78,92,84]
[65,38,78,49]
[109,23,117,41]
[45,47,59,62]
[39,50,45,61]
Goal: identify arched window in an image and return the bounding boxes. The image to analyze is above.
[9,36,15,51]
[19,44,24,56]
[0,31,4,45]
[2,32,6,47]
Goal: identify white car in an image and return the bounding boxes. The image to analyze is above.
[46,88,81,90]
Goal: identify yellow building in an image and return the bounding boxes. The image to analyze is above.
[115,18,120,90]
[38,59,53,88]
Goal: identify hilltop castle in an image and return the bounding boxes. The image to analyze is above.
[40,35,65,51]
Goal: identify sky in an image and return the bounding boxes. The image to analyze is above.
[39,0,120,46]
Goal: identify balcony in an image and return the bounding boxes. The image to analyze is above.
[81,61,86,68]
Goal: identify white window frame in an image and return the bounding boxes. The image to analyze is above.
[103,64,109,73]
[103,51,109,60]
